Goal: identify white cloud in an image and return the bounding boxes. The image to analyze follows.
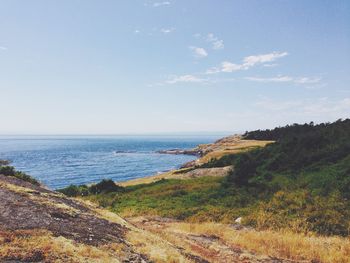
[213,40,224,50]
[0,46,7,50]
[166,74,207,84]
[245,75,322,85]
[205,67,221,74]
[221,61,243,72]
[209,51,288,73]
[245,76,294,82]
[153,1,170,7]
[189,46,208,58]
[206,33,224,50]
[243,51,288,67]
[134,29,140,34]
[161,28,175,34]
[294,77,322,84]
[163,74,236,85]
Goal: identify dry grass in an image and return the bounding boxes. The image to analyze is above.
[82,200,190,263]
[196,139,273,164]
[0,229,121,263]
[0,181,79,215]
[126,230,189,263]
[169,222,350,263]
[117,169,181,187]
[119,139,273,187]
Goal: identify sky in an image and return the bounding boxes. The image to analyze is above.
[0,0,349,134]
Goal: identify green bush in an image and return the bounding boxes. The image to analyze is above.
[0,162,39,185]
[58,179,124,197]
[89,179,124,194]
[244,190,350,236]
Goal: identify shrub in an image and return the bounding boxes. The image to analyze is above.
[89,179,124,194]
[58,179,124,197]
[0,163,39,185]
[244,190,350,236]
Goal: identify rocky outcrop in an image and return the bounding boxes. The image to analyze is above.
[159,135,273,168]
[0,175,150,262]
[157,149,202,156]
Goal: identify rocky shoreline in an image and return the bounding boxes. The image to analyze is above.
[156,148,202,156]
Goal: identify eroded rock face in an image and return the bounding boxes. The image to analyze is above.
[0,175,126,246]
[0,175,150,262]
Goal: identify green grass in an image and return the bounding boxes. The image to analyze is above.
[85,176,254,222]
[59,120,350,236]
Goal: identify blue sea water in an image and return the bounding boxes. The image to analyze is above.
[0,135,220,189]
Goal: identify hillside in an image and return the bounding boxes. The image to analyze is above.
[3,174,350,263]
[0,172,192,262]
[1,119,350,262]
[0,164,315,262]
[64,120,350,235]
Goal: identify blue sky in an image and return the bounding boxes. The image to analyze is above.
[1,0,349,134]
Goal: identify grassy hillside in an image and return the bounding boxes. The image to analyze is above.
[226,119,350,235]
[3,120,350,262]
[60,119,350,237]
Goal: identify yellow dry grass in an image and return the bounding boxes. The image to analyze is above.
[196,139,273,164]
[169,222,350,263]
[0,229,121,263]
[117,169,179,187]
[80,199,190,262]
[0,181,79,215]
[126,230,189,263]
[118,139,273,187]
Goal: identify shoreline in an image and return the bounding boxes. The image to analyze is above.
[117,135,274,187]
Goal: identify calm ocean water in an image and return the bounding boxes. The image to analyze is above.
[0,135,221,189]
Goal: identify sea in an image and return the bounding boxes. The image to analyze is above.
[0,135,222,189]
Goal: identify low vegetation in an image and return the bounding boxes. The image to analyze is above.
[58,179,124,197]
[0,160,39,185]
[60,119,350,238]
[83,176,253,221]
[162,222,350,263]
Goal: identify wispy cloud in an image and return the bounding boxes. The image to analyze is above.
[205,67,221,74]
[0,46,7,51]
[189,46,208,58]
[246,75,322,85]
[294,77,322,84]
[221,62,244,72]
[245,76,293,82]
[161,74,236,85]
[160,27,175,34]
[206,33,224,50]
[256,97,350,119]
[153,1,170,7]
[208,51,288,73]
[166,74,207,84]
[243,51,288,67]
